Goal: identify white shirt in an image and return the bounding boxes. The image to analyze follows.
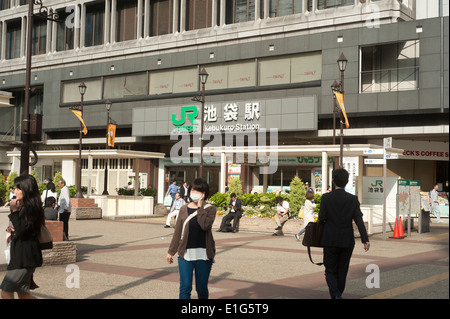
[277,201,290,214]
[41,189,58,203]
[58,186,71,213]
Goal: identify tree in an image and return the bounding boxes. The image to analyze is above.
[289,176,306,218]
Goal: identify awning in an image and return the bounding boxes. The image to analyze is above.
[7,149,165,160]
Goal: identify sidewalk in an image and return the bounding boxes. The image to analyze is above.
[0,208,448,299]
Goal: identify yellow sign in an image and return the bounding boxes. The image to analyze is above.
[333,91,349,129]
[108,124,116,147]
[71,110,88,135]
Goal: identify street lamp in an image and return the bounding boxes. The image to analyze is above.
[20,1,62,175]
[331,53,347,168]
[192,68,209,179]
[102,99,112,195]
[75,82,86,198]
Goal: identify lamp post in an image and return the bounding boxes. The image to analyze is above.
[20,1,62,175]
[192,68,209,179]
[75,82,86,198]
[331,53,348,168]
[102,99,112,195]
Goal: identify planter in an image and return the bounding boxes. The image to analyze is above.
[91,195,154,219]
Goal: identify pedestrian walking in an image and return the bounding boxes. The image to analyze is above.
[295,190,316,241]
[166,178,216,299]
[166,180,179,208]
[318,168,370,299]
[430,184,441,223]
[57,179,71,240]
[1,175,45,299]
[41,178,57,205]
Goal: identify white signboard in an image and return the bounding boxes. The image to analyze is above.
[364,158,386,165]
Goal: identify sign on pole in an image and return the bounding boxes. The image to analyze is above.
[363,149,384,155]
[364,158,386,165]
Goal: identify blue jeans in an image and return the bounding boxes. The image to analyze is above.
[178,257,212,299]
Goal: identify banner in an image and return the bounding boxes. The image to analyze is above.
[108,123,116,147]
[333,91,349,128]
[71,110,88,135]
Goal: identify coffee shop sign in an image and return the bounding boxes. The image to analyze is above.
[171,102,262,134]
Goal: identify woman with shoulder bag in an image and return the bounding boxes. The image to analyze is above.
[166,178,217,299]
[1,175,45,299]
[295,190,317,241]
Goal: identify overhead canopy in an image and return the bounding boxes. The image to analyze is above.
[7,149,165,160]
[0,90,13,107]
[189,144,404,157]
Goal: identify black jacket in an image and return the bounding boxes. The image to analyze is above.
[7,209,43,270]
[229,198,242,215]
[318,188,369,248]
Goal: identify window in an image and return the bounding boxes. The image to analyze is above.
[360,41,419,93]
[103,73,148,99]
[6,20,21,60]
[1,0,11,10]
[56,9,75,51]
[32,18,47,55]
[226,0,260,24]
[308,0,353,11]
[117,0,137,42]
[185,0,213,31]
[150,0,173,36]
[62,78,102,103]
[269,0,302,17]
[85,2,104,47]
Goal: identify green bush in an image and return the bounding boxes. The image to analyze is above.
[117,188,135,196]
[0,173,7,203]
[289,176,306,218]
[210,192,228,210]
[140,188,156,197]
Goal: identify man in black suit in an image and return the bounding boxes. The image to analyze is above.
[217,193,242,233]
[318,168,370,299]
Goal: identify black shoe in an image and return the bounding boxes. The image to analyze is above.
[164,225,171,228]
[216,229,222,232]
[275,226,282,230]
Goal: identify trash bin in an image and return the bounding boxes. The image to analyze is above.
[418,210,430,233]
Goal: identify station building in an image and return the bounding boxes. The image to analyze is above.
[0,0,448,205]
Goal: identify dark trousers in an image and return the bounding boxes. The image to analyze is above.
[59,211,71,240]
[220,213,241,232]
[323,246,354,299]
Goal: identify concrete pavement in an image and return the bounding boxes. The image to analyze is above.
[0,209,448,300]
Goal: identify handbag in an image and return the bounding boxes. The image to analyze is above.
[302,221,325,265]
[38,223,53,250]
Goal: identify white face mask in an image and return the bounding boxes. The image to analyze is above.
[190,193,203,202]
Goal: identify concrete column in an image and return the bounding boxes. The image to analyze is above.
[110,0,117,43]
[180,0,186,32]
[220,152,226,193]
[87,154,93,198]
[321,151,328,194]
[158,158,165,203]
[172,0,179,33]
[219,0,226,25]
[104,0,111,44]
[137,0,143,39]
[144,0,150,37]
[80,3,86,47]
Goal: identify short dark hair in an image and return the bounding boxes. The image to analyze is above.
[332,168,349,188]
[276,196,284,203]
[306,191,314,200]
[230,193,236,198]
[189,178,210,199]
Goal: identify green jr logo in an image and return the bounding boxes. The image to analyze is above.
[172,106,198,126]
[371,180,383,187]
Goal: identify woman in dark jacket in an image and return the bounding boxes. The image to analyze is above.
[1,175,45,299]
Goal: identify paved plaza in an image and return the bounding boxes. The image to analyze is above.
[1,210,448,301]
